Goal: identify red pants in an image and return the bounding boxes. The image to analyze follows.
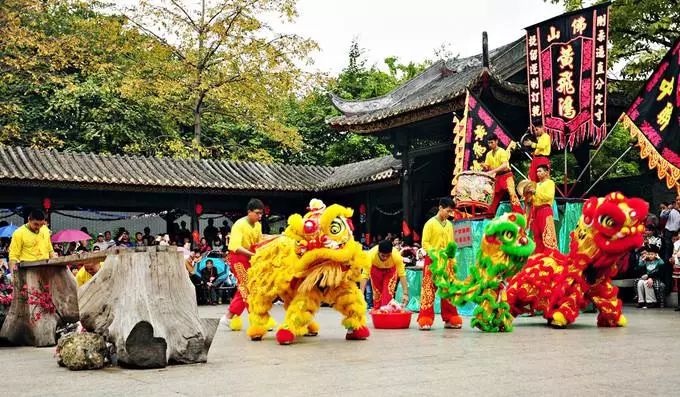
[529,204,558,254]
[370,266,398,309]
[529,156,550,182]
[488,172,523,216]
[417,256,459,326]
[227,252,251,316]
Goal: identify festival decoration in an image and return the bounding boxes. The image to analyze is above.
[194,203,203,216]
[620,39,680,191]
[525,3,610,149]
[43,198,52,211]
[429,213,535,332]
[507,192,648,328]
[452,90,516,176]
[245,200,370,345]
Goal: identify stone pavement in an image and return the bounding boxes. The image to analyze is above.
[2,305,678,397]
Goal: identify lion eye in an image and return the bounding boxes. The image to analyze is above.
[598,215,616,228]
[330,219,345,235]
[502,231,515,241]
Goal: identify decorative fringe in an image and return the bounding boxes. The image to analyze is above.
[622,113,680,193]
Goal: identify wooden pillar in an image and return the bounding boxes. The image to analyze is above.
[572,144,591,197]
[190,202,200,243]
[365,191,373,244]
[397,131,414,239]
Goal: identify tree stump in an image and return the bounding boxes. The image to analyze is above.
[78,247,218,368]
[0,266,79,346]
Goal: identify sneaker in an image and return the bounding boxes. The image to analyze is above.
[219,314,242,331]
[419,324,431,331]
[637,302,645,308]
[674,307,680,312]
[642,306,648,309]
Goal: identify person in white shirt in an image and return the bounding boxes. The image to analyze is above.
[92,233,109,251]
[662,198,680,261]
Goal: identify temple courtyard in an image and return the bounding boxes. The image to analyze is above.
[2,305,678,396]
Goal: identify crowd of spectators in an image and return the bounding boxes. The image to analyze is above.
[626,197,680,309]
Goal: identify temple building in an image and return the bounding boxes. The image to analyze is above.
[328,35,629,238]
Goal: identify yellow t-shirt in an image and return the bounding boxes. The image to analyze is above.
[8,224,54,263]
[534,179,555,207]
[422,216,454,252]
[364,247,405,278]
[534,133,551,156]
[227,217,262,253]
[484,148,509,170]
[75,263,104,287]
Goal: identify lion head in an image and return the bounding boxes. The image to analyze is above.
[284,200,368,293]
[572,192,648,268]
[481,212,535,276]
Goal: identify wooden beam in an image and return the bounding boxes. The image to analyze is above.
[408,141,454,159]
[18,247,142,268]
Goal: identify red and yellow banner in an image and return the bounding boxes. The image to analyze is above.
[452,90,515,175]
[525,3,610,149]
[621,39,680,191]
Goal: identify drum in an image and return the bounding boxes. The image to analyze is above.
[451,171,495,214]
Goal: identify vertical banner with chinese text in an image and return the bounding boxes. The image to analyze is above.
[452,91,515,175]
[525,3,610,150]
[620,39,680,191]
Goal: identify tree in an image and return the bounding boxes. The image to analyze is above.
[123,0,316,147]
[284,39,432,166]
[0,0,181,154]
[549,0,680,79]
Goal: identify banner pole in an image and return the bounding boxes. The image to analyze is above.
[567,116,622,196]
[563,140,568,197]
[580,145,633,198]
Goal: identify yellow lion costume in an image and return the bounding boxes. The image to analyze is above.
[246,199,371,345]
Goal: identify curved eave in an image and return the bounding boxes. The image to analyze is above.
[328,69,527,134]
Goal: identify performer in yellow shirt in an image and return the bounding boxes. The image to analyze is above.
[8,210,55,271]
[525,164,558,254]
[525,126,552,182]
[483,135,523,216]
[224,198,264,331]
[75,261,103,286]
[75,246,104,287]
[361,240,409,309]
[417,197,463,330]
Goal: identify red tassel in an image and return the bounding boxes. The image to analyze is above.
[402,220,411,237]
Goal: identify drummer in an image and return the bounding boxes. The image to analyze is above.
[482,135,523,216]
[524,126,551,182]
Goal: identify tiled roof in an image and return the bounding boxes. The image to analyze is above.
[328,38,527,130]
[0,146,401,192]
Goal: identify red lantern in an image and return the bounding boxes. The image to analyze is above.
[401,220,411,237]
[359,204,366,215]
[195,203,203,216]
[264,206,271,216]
[192,230,200,244]
[43,198,52,211]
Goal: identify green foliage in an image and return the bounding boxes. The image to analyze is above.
[324,134,390,167]
[285,38,431,166]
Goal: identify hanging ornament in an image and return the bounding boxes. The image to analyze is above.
[43,198,52,211]
[195,203,203,216]
[192,230,200,244]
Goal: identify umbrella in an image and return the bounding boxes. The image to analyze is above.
[51,229,92,243]
[0,224,18,238]
[194,255,234,286]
